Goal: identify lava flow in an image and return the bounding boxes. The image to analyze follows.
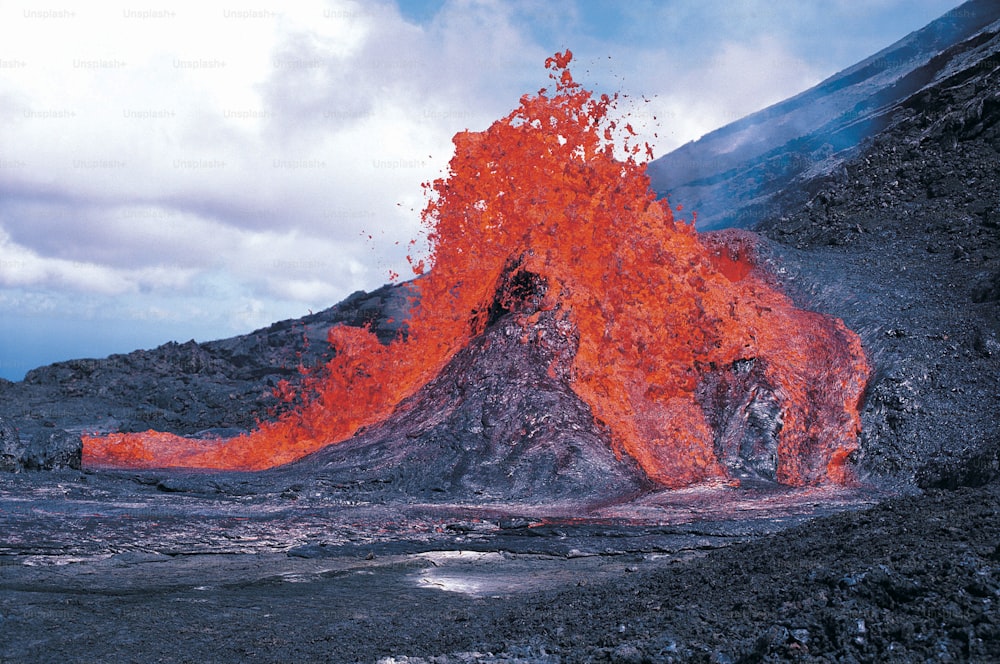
[83,51,870,487]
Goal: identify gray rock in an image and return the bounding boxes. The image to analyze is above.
[0,417,19,471]
[0,418,81,472]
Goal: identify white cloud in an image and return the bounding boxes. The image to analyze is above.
[0,227,145,294]
[0,0,478,312]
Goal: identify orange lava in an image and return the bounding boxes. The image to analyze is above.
[84,51,870,487]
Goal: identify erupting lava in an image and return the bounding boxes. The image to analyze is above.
[84,51,870,487]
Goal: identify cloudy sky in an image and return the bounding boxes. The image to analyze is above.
[0,0,963,380]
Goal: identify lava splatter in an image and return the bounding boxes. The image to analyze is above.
[84,51,870,487]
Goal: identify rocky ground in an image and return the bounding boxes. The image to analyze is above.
[0,477,994,662]
[2,10,1000,664]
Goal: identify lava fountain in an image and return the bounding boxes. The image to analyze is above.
[84,51,870,488]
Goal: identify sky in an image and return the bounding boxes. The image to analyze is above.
[0,0,965,380]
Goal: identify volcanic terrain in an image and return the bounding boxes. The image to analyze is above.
[2,2,999,662]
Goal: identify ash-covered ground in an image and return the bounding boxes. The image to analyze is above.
[3,7,1000,664]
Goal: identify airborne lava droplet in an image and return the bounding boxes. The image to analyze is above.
[84,51,870,488]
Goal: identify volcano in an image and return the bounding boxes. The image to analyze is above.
[81,53,869,493]
[2,2,1000,661]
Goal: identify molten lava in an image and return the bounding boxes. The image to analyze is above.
[84,51,870,487]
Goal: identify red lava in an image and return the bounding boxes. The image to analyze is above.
[84,51,870,488]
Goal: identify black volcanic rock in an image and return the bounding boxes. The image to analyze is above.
[695,357,783,482]
[0,416,19,471]
[752,15,1000,490]
[648,0,1000,230]
[289,309,651,503]
[0,416,80,472]
[278,251,816,499]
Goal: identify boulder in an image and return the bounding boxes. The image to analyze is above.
[0,417,82,472]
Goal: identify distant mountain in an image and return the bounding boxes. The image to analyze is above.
[647,0,1000,230]
[0,283,412,450]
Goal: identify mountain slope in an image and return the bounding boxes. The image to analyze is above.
[647,0,1000,230]
[754,20,1000,489]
